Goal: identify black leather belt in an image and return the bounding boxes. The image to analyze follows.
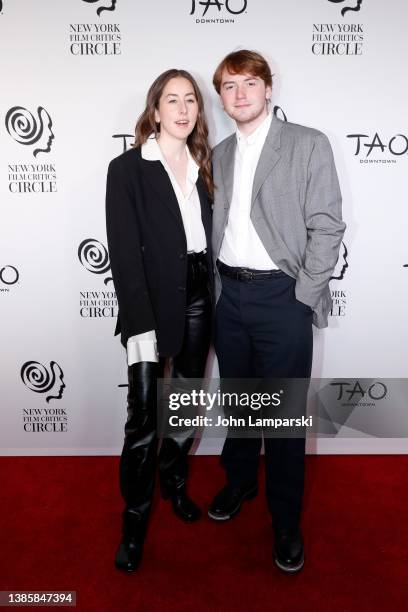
[217,260,285,281]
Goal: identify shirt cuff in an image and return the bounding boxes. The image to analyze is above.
[127,330,158,365]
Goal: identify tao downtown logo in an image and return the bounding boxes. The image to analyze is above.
[347,133,408,162]
[0,265,19,288]
[327,0,362,17]
[330,380,387,404]
[5,106,54,157]
[82,0,117,16]
[190,0,247,16]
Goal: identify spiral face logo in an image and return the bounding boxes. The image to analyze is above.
[82,0,117,16]
[331,242,348,280]
[273,105,288,122]
[5,106,54,157]
[327,0,363,17]
[20,361,65,403]
[78,238,112,284]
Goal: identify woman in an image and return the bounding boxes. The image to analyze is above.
[105,69,213,572]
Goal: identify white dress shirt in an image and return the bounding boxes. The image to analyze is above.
[219,112,278,270]
[126,136,206,366]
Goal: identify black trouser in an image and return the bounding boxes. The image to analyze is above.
[215,267,313,530]
[119,252,211,529]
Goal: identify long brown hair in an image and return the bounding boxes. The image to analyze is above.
[135,69,213,199]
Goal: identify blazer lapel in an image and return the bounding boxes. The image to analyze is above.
[139,156,185,231]
[220,136,236,210]
[251,117,284,206]
[197,176,213,276]
[197,176,211,241]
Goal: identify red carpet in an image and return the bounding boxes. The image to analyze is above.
[1,456,407,611]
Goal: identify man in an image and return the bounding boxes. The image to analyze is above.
[209,50,346,573]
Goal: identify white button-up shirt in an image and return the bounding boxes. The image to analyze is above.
[127,137,206,366]
[219,112,278,270]
[142,136,206,252]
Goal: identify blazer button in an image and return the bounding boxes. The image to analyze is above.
[179,253,186,260]
[178,286,186,292]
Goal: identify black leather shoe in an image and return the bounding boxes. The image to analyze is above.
[170,493,202,522]
[273,528,304,573]
[208,483,258,521]
[114,537,144,573]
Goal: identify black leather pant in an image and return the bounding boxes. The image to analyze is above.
[119,253,211,532]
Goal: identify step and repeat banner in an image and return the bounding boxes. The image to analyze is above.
[1,0,407,455]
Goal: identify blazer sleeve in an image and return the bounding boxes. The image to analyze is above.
[105,156,156,347]
[295,133,346,308]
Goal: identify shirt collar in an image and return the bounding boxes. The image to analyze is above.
[236,111,272,154]
[141,135,163,161]
[141,135,199,193]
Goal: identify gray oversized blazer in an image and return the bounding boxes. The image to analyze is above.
[212,116,346,328]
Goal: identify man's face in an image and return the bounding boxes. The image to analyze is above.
[219,69,271,130]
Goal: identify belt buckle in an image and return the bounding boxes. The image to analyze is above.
[240,268,253,281]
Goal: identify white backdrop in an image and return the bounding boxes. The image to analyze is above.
[1,0,408,455]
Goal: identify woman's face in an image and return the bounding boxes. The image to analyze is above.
[155,77,199,141]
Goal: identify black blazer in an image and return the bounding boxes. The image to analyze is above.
[105,146,213,357]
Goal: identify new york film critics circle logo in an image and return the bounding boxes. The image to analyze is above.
[69,0,121,55]
[330,241,348,317]
[82,0,117,16]
[347,132,408,165]
[78,238,118,318]
[5,106,57,193]
[327,0,362,17]
[5,106,54,157]
[0,265,19,293]
[190,0,247,24]
[273,105,288,122]
[312,0,364,56]
[20,361,68,432]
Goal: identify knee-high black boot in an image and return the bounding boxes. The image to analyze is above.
[115,361,159,572]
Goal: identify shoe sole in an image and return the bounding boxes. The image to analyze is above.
[274,553,304,574]
[173,510,202,523]
[114,560,140,573]
[207,487,258,521]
